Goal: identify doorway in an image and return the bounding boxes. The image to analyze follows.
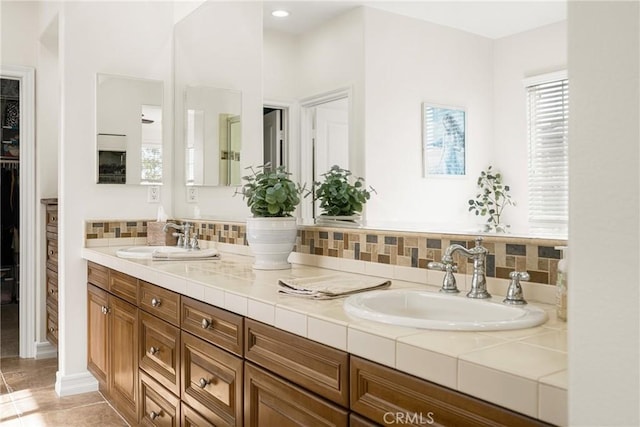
[1,66,36,359]
[263,106,287,171]
[300,89,350,222]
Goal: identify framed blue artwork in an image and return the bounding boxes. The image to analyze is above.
[422,103,466,176]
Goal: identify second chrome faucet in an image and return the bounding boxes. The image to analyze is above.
[163,222,199,250]
[428,237,491,299]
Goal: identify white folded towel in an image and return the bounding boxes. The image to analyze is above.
[152,248,220,260]
[278,274,391,299]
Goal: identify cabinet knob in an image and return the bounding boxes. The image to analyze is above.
[101,306,111,315]
[148,346,159,356]
[149,411,161,420]
[201,318,211,329]
[198,378,209,388]
[49,289,57,295]
[48,250,54,256]
[48,326,56,333]
[151,297,161,307]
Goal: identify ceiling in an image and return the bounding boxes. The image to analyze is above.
[263,1,567,39]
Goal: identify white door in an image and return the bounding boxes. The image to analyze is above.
[263,109,282,169]
[313,98,349,216]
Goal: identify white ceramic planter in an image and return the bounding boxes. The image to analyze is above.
[246,217,298,270]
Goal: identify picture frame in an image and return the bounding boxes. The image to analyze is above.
[422,103,466,177]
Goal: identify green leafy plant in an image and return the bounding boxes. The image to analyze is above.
[468,165,515,232]
[312,165,375,217]
[237,164,302,217]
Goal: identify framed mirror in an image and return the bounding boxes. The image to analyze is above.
[96,73,163,185]
[184,85,242,187]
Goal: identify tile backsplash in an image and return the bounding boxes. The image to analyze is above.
[85,219,566,286]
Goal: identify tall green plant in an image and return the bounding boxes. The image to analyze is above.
[468,166,515,232]
[313,165,375,217]
[238,164,301,217]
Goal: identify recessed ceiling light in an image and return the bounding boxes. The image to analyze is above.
[271,10,290,18]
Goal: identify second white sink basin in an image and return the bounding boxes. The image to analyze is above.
[116,246,219,260]
[344,289,548,331]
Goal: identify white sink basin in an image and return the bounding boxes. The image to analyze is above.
[344,289,548,331]
[115,246,219,260]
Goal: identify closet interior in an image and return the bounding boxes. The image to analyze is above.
[1,77,20,358]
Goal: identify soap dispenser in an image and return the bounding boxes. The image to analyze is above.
[555,246,568,321]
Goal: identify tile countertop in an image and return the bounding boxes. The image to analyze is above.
[81,246,568,426]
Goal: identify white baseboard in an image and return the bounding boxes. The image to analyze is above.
[55,370,99,397]
[33,341,58,360]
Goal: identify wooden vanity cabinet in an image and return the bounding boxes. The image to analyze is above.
[87,262,555,427]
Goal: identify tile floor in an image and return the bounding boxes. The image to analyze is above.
[0,356,128,426]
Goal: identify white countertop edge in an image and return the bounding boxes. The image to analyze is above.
[81,246,568,419]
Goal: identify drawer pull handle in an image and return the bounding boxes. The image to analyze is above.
[198,378,209,388]
[149,411,161,420]
[148,346,159,356]
[151,298,161,307]
[201,318,211,329]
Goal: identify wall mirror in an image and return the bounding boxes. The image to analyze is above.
[173,1,567,238]
[184,85,242,187]
[96,73,163,185]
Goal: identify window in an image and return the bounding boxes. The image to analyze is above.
[525,71,569,230]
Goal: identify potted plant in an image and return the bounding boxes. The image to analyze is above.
[237,164,302,270]
[311,165,375,225]
[468,165,515,232]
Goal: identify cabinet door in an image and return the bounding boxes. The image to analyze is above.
[181,331,243,426]
[110,296,138,424]
[87,284,109,391]
[244,362,348,427]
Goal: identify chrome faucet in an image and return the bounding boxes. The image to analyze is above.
[162,222,199,249]
[429,237,491,299]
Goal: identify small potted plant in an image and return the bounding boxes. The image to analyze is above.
[312,165,375,225]
[468,165,515,232]
[237,164,302,270]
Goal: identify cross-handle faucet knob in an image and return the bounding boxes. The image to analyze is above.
[503,271,530,305]
[427,261,460,293]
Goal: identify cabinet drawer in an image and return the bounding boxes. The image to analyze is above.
[110,270,138,304]
[139,311,181,396]
[88,261,109,290]
[350,356,550,427]
[181,331,243,427]
[46,204,58,232]
[245,319,349,407]
[46,268,58,306]
[244,362,348,427]
[181,296,243,357]
[46,304,58,346]
[139,281,180,326]
[46,241,58,272]
[139,370,180,427]
[181,403,215,427]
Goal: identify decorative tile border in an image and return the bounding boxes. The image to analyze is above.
[85,219,566,285]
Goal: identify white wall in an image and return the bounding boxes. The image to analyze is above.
[568,1,639,425]
[493,22,567,232]
[173,1,262,221]
[58,0,174,394]
[363,7,493,230]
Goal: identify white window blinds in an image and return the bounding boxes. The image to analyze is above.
[525,72,569,228]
